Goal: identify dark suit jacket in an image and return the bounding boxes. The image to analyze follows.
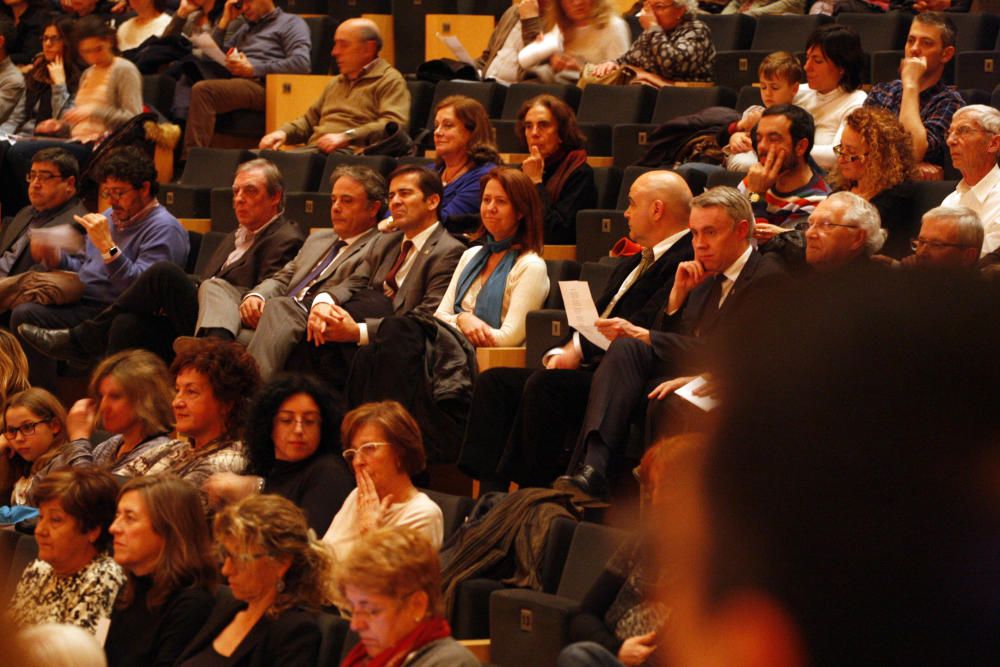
[579,232,694,362]
[0,197,88,276]
[652,248,787,369]
[197,214,305,287]
[318,222,465,338]
[174,589,321,667]
[251,226,378,302]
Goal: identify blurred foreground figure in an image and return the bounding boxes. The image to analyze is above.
[661,270,1000,666]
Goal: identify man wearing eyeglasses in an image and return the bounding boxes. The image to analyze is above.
[803,192,887,272]
[0,148,86,284]
[907,206,983,270]
[10,146,187,388]
[940,105,1000,256]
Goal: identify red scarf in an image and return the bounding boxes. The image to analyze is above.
[341,617,452,667]
[544,148,588,203]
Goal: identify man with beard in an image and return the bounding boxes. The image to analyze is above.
[737,104,831,245]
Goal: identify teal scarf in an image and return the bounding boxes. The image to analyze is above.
[453,234,518,328]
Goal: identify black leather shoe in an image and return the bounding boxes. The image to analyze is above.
[17,324,89,365]
[554,464,609,505]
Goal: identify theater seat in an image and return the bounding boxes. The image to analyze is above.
[159,148,254,218]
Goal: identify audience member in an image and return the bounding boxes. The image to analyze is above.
[234,165,384,378]
[175,494,334,665]
[662,271,1000,665]
[116,0,171,52]
[458,171,694,491]
[9,467,125,633]
[337,527,480,667]
[322,401,443,560]
[431,95,500,226]
[518,0,630,84]
[826,107,916,258]
[13,17,81,136]
[803,191,886,271]
[14,623,109,667]
[65,350,175,476]
[284,167,464,394]
[0,328,29,408]
[0,15,25,134]
[722,0,804,14]
[474,0,546,84]
[13,146,187,388]
[864,12,963,173]
[104,475,217,667]
[20,157,302,363]
[257,17,405,153]
[2,388,88,506]
[202,374,354,533]
[182,0,310,156]
[517,94,597,244]
[589,0,714,86]
[725,51,802,172]
[162,0,223,38]
[738,104,830,241]
[1,0,46,66]
[558,187,786,502]
[130,338,261,499]
[63,0,114,22]
[907,205,983,269]
[797,24,867,171]
[941,105,1000,254]
[0,148,87,281]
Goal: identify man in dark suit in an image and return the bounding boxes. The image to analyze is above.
[239,164,386,379]
[280,165,466,388]
[457,170,696,491]
[558,186,788,501]
[19,158,304,363]
[0,148,87,281]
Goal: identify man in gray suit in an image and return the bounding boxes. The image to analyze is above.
[281,165,466,386]
[239,164,386,379]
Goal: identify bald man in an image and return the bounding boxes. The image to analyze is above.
[457,171,696,491]
[259,18,409,153]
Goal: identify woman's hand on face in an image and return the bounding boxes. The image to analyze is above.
[521,145,544,184]
[456,312,497,348]
[356,469,393,534]
[46,56,66,86]
[66,398,97,441]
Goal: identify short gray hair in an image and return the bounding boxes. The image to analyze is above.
[691,186,755,239]
[236,158,284,197]
[826,191,886,256]
[922,205,984,253]
[354,18,383,53]
[952,105,1000,136]
[329,164,387,210]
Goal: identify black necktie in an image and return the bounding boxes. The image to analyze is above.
[694,274,727,337]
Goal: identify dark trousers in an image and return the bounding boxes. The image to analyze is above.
[11,299,104,389]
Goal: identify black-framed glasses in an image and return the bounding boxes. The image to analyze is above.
[41,35,63,44]
[101,186,134,200]
[26,171,65,183]
[911,237,969,251]
[832,145,868,162]
[4,418,52,440]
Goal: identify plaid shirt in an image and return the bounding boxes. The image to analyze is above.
[864,79,965,167]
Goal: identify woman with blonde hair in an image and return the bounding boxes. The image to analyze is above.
[827,106,916,258]
[0,329,30,409]
[65,349,175,477]
[518,0,629,83]
[175,494,334,665]
[432,95,501,227]
[337,527,479,666]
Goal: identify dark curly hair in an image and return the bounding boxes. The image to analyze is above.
[169,338,261,442]
[247,374,343,476]
[93,145,159,196]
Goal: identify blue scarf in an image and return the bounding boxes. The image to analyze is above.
[453,234,518,328]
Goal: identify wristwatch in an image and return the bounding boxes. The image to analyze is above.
[748,193,761,204]
[102,245,120,261]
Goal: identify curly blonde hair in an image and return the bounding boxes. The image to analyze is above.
[547,0,614,35]
[828,107,915,195]
[214,494,335,615]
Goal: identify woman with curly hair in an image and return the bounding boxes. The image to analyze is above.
[202,374,354,533]
[175,494,335,666]
[827,106,916,259]
[518,0,629,83]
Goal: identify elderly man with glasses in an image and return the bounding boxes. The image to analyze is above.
[804,191,887,272]
[941,105,1000,256]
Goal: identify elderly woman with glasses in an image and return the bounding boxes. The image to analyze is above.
[322,401,443,561]
[175,494,335,666]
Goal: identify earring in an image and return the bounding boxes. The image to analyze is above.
[276,580,285,593]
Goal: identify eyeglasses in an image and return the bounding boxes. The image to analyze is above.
[3,418,52,440]
[807,219,859,231]
[342,441,391,461]
[275,413,321,429]
[41,35,63,44]
[345,591,416,622]
[832,145,868,162]
[101,187,134,200]
[946,126,987,140]
[26,171,65,183]
[910,237,969,251]
[216,545,270,567]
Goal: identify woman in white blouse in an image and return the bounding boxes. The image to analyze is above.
[117,0,173,52]
[435,167,549,349]
[518,0,630,83]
